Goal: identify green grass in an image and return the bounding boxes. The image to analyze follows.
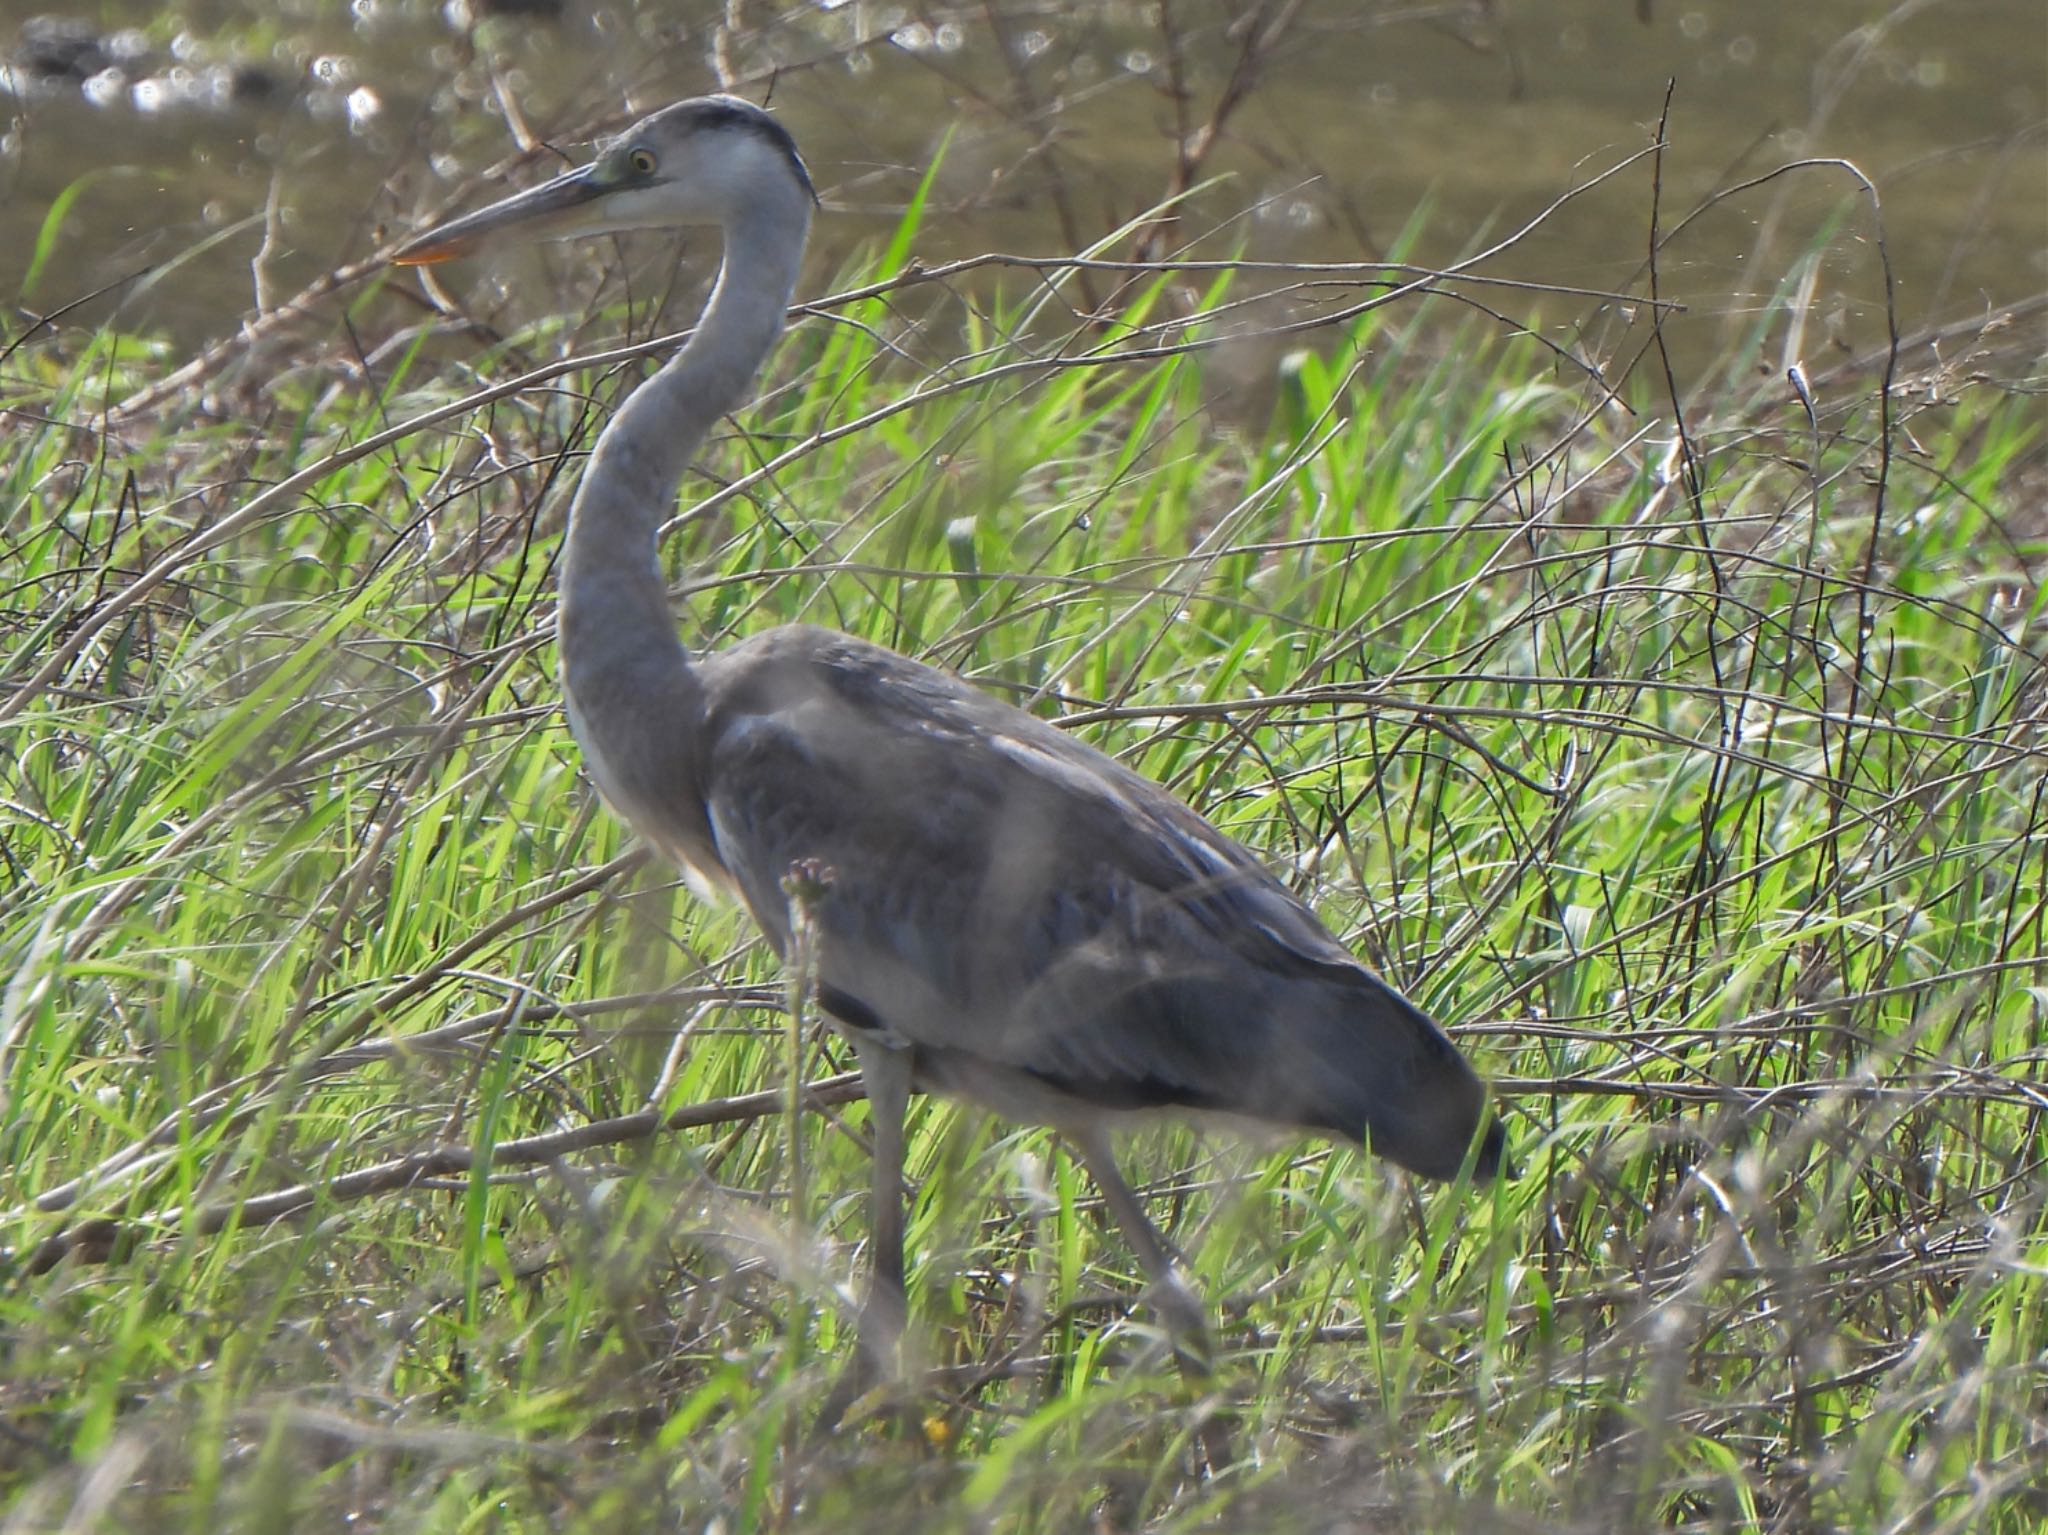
[1,212,2043,1534]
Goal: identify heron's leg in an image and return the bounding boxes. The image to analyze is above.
[853,1036,912,1358]
[1069,1130,1235,1472]
[817,1037,912,1431]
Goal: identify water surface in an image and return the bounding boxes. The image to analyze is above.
[2,0,2041,361]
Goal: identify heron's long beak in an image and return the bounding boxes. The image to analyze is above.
[392,160,610,265]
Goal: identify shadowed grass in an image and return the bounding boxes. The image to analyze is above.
[1,186,2043,1534]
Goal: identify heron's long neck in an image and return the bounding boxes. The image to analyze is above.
[557,192,809,796]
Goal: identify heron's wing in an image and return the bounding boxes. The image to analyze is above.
[695,630,1460,1140]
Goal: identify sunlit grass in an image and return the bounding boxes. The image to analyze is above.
[2,201,2043,1534]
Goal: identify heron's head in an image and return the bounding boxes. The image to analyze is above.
[394,96,814,266]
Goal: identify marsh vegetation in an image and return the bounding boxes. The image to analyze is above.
[2,3,2044,1530]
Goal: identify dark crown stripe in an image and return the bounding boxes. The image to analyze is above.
[640,95,816,204]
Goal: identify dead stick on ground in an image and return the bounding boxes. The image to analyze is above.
[20,1072,866,1276]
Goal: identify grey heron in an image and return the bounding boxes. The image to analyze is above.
[396,95,1504,1428]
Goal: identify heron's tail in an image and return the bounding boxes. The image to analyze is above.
[1284,973,1504,1183]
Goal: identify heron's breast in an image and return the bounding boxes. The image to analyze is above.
[563,687,735,900]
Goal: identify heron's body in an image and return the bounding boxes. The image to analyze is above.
[398,97,1501,1436]
[589,619,1486,1170]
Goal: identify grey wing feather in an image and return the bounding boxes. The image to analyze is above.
[694,629,1483,1168]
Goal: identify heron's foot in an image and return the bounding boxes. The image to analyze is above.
[813,1346,937,1450]
[1143,1268,1236,1474]
[813,1290,911,1440]
[813,1343,880,1439]
[1140,1266,1223,1384]
[1191,1405,1236,1479]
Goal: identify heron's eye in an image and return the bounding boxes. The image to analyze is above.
[627,148,658,176]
